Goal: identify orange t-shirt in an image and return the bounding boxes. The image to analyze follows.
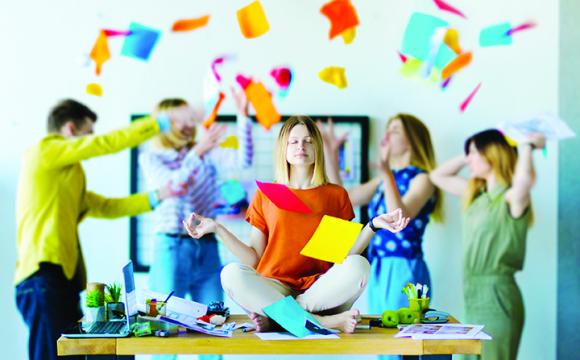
[245,183,355,291]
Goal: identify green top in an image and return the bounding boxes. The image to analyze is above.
[463,185,530,277]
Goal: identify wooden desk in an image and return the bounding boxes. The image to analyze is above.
[58,315,481,357]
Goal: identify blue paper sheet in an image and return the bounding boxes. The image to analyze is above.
[121,22,161,61]
[479,23,513,47]
[262,296,319,338]
[401,12,448,61]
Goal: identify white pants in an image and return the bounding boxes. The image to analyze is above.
[220,255,370,316]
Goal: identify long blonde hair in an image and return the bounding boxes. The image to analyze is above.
[274,115,329,186]
[463,129,532,224]
[152,98,195,150]
[388,113,444,222]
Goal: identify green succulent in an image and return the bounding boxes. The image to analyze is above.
[86,289,105,308]
[105,282,123,303]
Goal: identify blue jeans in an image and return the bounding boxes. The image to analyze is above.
[16,263,84,360]
[149,233,223,360]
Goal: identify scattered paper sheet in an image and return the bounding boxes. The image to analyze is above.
[203,91,225,128]
[433,0,467,19]
[400,58,422,78]
[300,215,363,263]
[262,296,321,338]
[443,28,462,54]
[341,26,356,44]
[401,12,448,61]
[103,29,132,37]
[320,0,359,40]
[507,21,536,36]
[442,51,472,80]
[245,82,281,129]
[395,324,485,340]
[255,181,311,213]
[172,15,210,32]
[498,113,576,141]
[220,135,239,149]
[86,83,103,97]
[220,180,246,205]
[237,1,270,39]
[89,31,110,76]
[459,83,481,113]
[121,22,161,61]
[255,332,340,340]
[480,23,513,47]
[318,66,347,89]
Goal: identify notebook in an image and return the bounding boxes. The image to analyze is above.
[62,261,137,338]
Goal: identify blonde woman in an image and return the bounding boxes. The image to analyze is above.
[430,129,545,360]
[322,114,443,325]
[184,116,409,333]
[140,93,251,360]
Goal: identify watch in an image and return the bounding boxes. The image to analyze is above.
[368,216,379,233]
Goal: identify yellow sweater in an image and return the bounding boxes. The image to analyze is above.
[15,117,161,287]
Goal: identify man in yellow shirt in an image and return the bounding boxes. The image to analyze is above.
[15,99,196,360]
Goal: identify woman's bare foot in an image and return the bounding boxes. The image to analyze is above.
[313,309,360,333]
[249,312,274,332]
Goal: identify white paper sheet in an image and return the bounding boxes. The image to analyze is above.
[498,113,576,141]
[395,324,485,340]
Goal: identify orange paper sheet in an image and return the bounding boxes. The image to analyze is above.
[245,82,281,130]
[237,1,270,39]
[318,66,347,89]
[89,31,110,76]
[442,51,472,80]
[86,83,103,97]
[203,92,225,129]
[172,15,210,32]
[320,0,359,39]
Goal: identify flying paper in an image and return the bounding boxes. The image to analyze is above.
[89,31,110,76]
[220,135,239,149]
[86,83,103,97]
[442,51,472,80]
[245,82,281,129]
[433,0,466,19]
[300,215,363,263]
[103,29,132,37]
[318,66,347,89]
[444,28,462,54]
[341,27,356,44]
[320,0,359,40]
[237,1,270,39]
[256,181,311,213]
[220,180,246,205]
[121,22,161,61]
[401,12,448,61]
[459,83,482,113]
[506,21,536,36]
[480,23,512,47]
[203,92,225,129]
[172,15,210,32]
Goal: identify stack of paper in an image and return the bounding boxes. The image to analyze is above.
[395,324,491,340]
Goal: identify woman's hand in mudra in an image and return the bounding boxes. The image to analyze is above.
[373,208,410,233]
[183,212,217,239]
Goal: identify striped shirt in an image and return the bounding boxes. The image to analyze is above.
[139,115,253,234]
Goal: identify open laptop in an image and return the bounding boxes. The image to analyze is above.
[62,261,137,338]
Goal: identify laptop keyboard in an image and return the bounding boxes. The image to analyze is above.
[88,321,126,334]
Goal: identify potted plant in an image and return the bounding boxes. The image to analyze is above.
[105,282,125,321]
[85,282,106,322]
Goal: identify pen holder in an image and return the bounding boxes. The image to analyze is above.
[146,299,167,317]
[408,297,430,320]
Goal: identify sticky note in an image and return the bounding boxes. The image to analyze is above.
[220,180,246,205]
[318,66,347,89]
[300,215,363,263]
[86,83,103,97]
[459,83,482,113]
[320,0,359,39]
[479,23,512,47]
[263,296,319,338]
[121,22,161,61]
[172,15,210,32]
[401,13,449,61]
[220,135,239,149]
[270,67,292,88]
[433,0,467,19]
[237,1,270,39]
[256,181,311,213]
[89,31,110,76]
[443,28,462,54]
[400,58,422,78]
[442,51,472,80]
[245,82,281,130]
[341,26,356,44]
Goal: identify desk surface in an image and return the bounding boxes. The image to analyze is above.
[58,315,482,356]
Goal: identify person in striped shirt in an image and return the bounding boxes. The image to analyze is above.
[139,90,252,360]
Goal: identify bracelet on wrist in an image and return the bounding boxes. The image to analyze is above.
[368,216,379,233]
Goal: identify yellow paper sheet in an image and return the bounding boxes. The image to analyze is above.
[86,83,103,97]
[237,1,270,39]
[300,215,363,264]
[318,66,347,89]
[341,27,356,44]
[220,135,239,149]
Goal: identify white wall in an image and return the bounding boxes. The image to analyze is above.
[0,1,557,359]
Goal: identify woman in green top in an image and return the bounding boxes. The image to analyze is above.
[430,129,545,360]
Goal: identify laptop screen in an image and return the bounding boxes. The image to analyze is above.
[122,261,138,328]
